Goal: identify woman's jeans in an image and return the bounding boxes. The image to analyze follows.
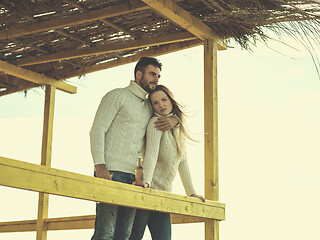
[129,209,171,240]
[91,171,136,240]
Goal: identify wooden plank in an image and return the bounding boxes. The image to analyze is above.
[141,0,217,40]
[40,86,55,167]
[0,60,76,94]
[0,156,225,221]
[0,85,35,97]
[0,220,37,232]
[13,32,196,66]
[204,39,219,240]
[46,216,95,231]
[0,1,149,40]
[171,214,204,224]
[204,40,219,201]
[0,75,39,97]
[0,214,205,233]
[36,85,56,240]
[36,193,49,240]
[60,39,202,80]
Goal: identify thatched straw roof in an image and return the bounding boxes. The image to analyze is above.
[1,0,320,96]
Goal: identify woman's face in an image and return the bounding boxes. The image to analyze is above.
[150,90,173,116]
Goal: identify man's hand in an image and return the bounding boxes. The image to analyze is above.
[154,115,178,131]
[95,164,112,180]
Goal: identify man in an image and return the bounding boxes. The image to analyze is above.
[90,57,177,240]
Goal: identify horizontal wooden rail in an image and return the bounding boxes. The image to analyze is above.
[0,156,225,225]
[0,214,205,233]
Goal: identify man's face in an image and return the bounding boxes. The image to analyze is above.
[136,64,161,93]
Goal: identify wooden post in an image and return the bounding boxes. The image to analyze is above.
[36,85,56,240]
[204,39,219,240]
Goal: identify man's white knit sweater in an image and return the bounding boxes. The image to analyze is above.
[90,81,152,174]
[143,115,196,196]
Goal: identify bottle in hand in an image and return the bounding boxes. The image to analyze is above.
[135,152,144,186]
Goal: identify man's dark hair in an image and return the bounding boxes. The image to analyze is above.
[134,57,162,77]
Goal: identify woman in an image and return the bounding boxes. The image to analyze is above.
[130,85,205,240]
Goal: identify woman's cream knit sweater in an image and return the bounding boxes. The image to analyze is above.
[143,115,196,196]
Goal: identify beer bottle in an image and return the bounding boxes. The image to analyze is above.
[135,152,144,186]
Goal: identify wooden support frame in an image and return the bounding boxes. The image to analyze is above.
[0,31,226,240]
[204,39,219,240]
[0,60,76,94]
[36,85,56,240]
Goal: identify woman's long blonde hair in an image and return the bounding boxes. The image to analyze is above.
[149,85,193,158]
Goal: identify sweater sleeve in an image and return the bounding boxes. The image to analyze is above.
[143,117,163,184]
[178,154,196,196]
[89,89,124,165]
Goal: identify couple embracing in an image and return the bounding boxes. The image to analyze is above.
[90,57,204,240]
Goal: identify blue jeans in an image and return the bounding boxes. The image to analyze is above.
[129,209,171,240]
[91,171,136,240]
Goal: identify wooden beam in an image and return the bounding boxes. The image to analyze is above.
[0,73,38,96]
[12,32,196,66]
[0,1,149,40]
[141,0,217,40]
[0,156,225,221]
[40,86,55,167]
[204,40,219,202]
[36,85,56,240]
[47,215,94,231]
[0,214,206,233]
[0,220,37,233]
[204,39,219,240]
[0,60,76,94]
[60,39,202,80]
[0,83,37,97]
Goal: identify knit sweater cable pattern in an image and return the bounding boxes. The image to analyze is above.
[143,115,196,196]
[90,81,152,174]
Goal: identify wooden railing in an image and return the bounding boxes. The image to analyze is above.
[0,156,225,234]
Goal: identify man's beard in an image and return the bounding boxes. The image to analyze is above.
[140,75,157,93]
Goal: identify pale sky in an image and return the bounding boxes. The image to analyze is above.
[0,35,320,240]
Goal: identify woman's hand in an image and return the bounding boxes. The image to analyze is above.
[133,181,150,188]
[154,116,178,131]
[190,194,206,202]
